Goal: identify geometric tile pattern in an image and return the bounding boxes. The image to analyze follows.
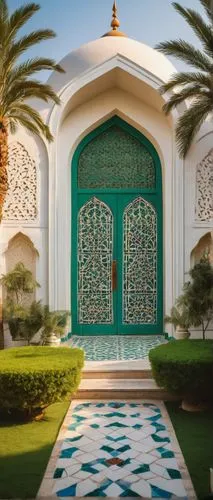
[70,335,165,361]
[52,402,188,498]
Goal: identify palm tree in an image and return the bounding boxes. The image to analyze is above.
[156,0,213,158]
[0,0,64,220]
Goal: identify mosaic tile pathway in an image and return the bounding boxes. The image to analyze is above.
[70,335,165,361]
[38,401,195,498]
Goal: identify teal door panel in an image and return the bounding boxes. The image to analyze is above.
[117,194,163,334]
[73,194,117,335]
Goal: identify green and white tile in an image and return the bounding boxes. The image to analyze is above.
[38,401,196,499]
[70,335,165,361]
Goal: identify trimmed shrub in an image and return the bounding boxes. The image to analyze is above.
[149,340,213,403]
[0,346,84,417]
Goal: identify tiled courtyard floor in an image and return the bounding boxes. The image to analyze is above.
[38,401,195,499]
[70,336,165,361]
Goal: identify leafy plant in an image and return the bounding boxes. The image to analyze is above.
[40,306,70,344]
[0,346,84,419]
[165,305,191,329]
[3,300,26,340]
[156,0,213,157]
[178,257,213,339]
[165,257,213,339]
[18,301,43,345]
[1,262,40,341]
[1,262,40,304]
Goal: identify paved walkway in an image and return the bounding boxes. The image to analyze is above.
[38,400,196,499]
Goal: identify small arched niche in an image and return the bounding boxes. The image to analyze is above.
[191,232,213,266]
[4,233,39,303]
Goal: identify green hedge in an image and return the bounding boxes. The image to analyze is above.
[149,340,213,402]
[0,346,84,416]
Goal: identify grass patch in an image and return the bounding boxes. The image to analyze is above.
[166,401,213,500]
[0,401,69,499]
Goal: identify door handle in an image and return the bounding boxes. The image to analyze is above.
[112,260,117,290]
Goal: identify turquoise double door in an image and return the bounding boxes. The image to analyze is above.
[72,191,162,335]
[71,116,163,336]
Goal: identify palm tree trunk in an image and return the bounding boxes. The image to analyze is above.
[0,118,8,349]
[0,118,8,221]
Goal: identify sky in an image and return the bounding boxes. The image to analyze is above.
[7,0,205,81]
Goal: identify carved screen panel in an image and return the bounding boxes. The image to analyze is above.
[3,142,37,221]
[195,150,213,221]
[123,197,157,324]
[78,197,113,324]
[78,126,155,189]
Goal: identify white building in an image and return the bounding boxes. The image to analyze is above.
[1,4,213,339]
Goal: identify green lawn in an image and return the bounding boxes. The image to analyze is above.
[0,401,69,499]
[166,401,213,500]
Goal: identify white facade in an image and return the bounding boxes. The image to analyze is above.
[1,36,213,338]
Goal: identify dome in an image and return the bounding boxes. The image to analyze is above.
[47,36,176,94]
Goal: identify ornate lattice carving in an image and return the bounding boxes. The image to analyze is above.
[3,142,37,221]
[195,150,213,221]
[78,126,155,189]
[78,197,113,324]
[123,197,157,324]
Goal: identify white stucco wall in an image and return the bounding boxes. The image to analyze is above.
[1,35,212,338]
[1,132,49,305]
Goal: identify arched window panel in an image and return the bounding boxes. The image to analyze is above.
[78,126,156,189]
[3,142,37,221]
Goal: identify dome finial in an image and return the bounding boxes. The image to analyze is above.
[111,1,120,31]
[102,0,127,37]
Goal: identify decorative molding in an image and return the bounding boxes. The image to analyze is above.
[195,149,213,222]
[3,142,38,222]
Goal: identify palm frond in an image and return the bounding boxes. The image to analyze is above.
[6,58,64,87]
[0,1,64,144]
[199,0,213,22]
[8,103,53,140]
[159,72,211,94]
[0,0,9,41]
[6,3,40,45]
[0,0,8,20]
[172,2,213,56]
[8,113,53,141]
[156,39,213,72]
[5,29,56,68]
[3,80,60,112]
[175,96,212,157]
[9,119,17,134]
[162,86,210,114]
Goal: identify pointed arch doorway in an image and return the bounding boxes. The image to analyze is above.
[71,117,163,335]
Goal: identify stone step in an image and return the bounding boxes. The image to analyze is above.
[82,369,152,379]
[76,378,178,401]
[83,359,152,379]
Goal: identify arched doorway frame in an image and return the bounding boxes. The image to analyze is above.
[71,115,163,335]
